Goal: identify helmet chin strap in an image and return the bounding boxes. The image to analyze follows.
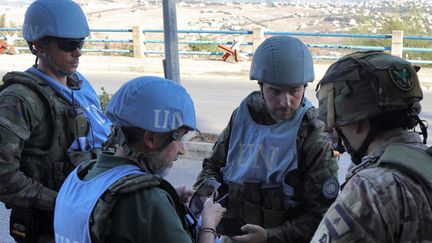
[40,52,74,77]
[113,127,153,172]
[114,127,178,174]
[29,42,74,77]
[336,123,380,165]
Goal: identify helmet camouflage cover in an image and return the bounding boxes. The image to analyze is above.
[316,51,422,128]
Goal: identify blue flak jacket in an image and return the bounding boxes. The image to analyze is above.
[224,97,312,208]
[54,163,143,243]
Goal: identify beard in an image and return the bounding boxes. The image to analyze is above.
[146,151,173,178]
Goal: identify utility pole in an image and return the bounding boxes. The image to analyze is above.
[162,0,180,83]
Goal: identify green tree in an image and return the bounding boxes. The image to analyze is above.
[98,87,111,112]
[346,14,432,62]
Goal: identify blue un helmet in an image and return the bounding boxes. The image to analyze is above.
[250,36,314,86]
[106,76,196,134]
[23,0,90,42]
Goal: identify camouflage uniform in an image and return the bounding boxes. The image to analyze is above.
[0,75,78,207]
[311,131,432,242]
[0,72,105,242]
[312,51,432,242]
[195,91,339,243]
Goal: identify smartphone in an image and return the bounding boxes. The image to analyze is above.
[188,178,221,217]
[216,218,245,236]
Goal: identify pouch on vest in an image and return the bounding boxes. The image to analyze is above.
[9,207,41,243]
[225,182,244,219]
[243,181,263,225]
[262,185,285,228]
[66,106,89,139]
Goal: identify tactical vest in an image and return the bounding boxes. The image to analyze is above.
[1,71,95,190]
[83,161,195,242]
[1,71,96,243]
[377,143,432,206]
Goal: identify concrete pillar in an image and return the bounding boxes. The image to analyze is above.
[252,27,265,54]
[162,0,180,83]
[132,26,146,58]
[391,30,403,57]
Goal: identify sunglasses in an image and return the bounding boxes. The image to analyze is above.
[50,37,85,52]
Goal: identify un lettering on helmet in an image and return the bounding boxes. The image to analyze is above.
[153,110,185,131]
[106,76,197,133]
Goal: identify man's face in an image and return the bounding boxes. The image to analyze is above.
[147,128,188,176]
[44,38,84,75]
[262,83,305,122]
[338,121,370,152]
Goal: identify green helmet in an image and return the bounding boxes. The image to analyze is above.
[250,35,314,86]
[316,51,423,128]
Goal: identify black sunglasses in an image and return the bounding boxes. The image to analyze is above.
[50,37,85,52]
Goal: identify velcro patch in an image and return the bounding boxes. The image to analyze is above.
[389,67,414,91]
[323,204,354,238]
[322,176,339,199]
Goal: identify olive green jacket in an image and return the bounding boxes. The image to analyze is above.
[85,153,193,243]
[195,91,339,243]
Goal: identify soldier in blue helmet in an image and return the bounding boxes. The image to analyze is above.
[194,36,339,243]
[0,0,111,242]
[54,76,226,243]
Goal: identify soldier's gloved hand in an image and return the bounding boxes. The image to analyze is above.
[231,224,268,243]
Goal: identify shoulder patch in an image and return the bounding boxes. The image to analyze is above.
[323,204,353,238]
[322,176,339,199]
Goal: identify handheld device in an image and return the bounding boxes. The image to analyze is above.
[188,178,221,218]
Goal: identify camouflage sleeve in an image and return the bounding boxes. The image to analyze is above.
[193,109,238,189]
[310,172,391,243]
[0,85,57,211]
[267,108,340,243]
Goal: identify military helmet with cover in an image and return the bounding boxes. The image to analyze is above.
[106,76,196,133]
[316,51,426,164]
[316,51,422,128]
[105,76,196,162]
[23,0,90,42]
[250,35,314,87]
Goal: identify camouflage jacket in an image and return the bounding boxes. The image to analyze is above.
[0,72,88,212]
[311,130,432,243]
[194,91,339,243]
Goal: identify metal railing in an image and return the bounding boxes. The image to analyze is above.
[1,27,432,64]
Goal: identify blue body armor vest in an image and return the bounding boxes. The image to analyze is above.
[54,164,143,243]
[223,97,312,207]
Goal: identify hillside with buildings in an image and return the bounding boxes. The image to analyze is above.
[1,0,431,32]
[0,0,430,58]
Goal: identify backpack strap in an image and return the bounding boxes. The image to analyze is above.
[90,173,162,243]
[378,143,432,206]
